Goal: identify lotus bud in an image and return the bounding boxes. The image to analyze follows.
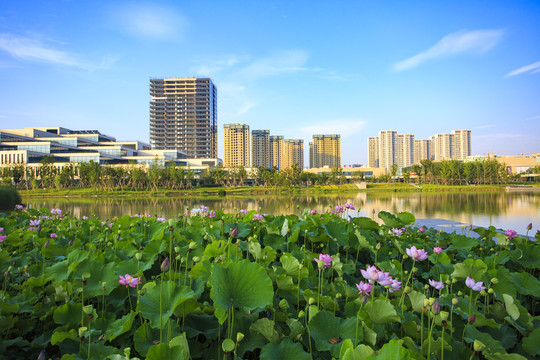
[480,290,487,296]
[452,278,457,284]
[107,241,112,247]
[189,241,197,250]
[308,297,315,305]
[43,240,49,248]
[452,298,458,306]
[490,277,499,285]
[298,310,306,318]
[445,279,451,285]
[37,349,46,360]
[168,219,175,227]
[176,255,181,261]
[160,257,170,272]
[440,311,449,321]
[279,298,289,311]
[457,291,463,296]
[376,242,381,250]
[473,339,485,352]
[412,267,418,272]
[317,260,324,269]
[135,253,142,261]
[527,223,532,231]
[236,332,244,343]
[424,284,429,289]
[68,239,73,246]
[428,297,435,306]
[229,227,239,238]
[431,300,440,315]
[192,256,200,263]
[488,288,494,294]
[468,314,476,324]
[424,299,430,307]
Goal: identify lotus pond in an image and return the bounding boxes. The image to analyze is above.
[0,205,538,360]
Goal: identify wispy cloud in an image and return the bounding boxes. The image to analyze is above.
[234,50,315,80]
[474,124,494,129]
[506,60,540,77]
[298,119,366,138]
[0,33,117,70]
[393,29,504,71]
[110,3,188,41]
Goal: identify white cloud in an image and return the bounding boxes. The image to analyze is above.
[394,29,504,72]
[111,3,188,41]
[298,119,366,138]
[192,55,242,76]
[234,50,313,80]
[0,33,118,70]
[505,60,540,77]
[474,124,494,129]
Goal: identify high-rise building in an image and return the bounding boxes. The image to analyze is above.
[368,136,379,168]
[434,133,453,161]
[149,77,217,158]
[452,129,472,160]
[282,139,304,169]
[370,129,472,169]
[223,123,250,167]
[269,135,284,169]
[396,134,414,168]
[251,129,270,168]
[414,139,431,164]
[309,134,341,168]
[379,130,397,169]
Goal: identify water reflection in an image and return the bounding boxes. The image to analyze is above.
[23,191,539,232]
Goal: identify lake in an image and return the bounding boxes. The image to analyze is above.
[22,191,540,234]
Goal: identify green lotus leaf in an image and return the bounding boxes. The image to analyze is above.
[146,343,184,360]
[352,217,379,231]
[502,294,520,321]
[522,327,540,356]
[485,354,528,360]
[308,310,357,357]
[465,325,505,355]
[74,260,118,296]
[105,311,136,341]
[224,222,252,238]
[51,329,78,345]
[209,259,274,324]
[323,221,348,246]
[370,339,411,359]
[355,230,375,253]
[451,234,480,250]
[44,260,69,283]
[138,281,194,329]
[341,342,375,360]
[53,302,83,327]
[408,291,426,313]
[509,271,540,297]
[364,299,401,325]
[260,339,311,360]
[378,211,402,228]
[250,318,280,343]
[451,258,487,280]
[133,322,182,357]
[397,212,415,226]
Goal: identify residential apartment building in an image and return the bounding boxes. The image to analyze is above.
[282,139,304,169]
[309,134,341,168]
[223,123,250,168]
[369,129,472,169]
[251,129,271,168]
[269,135,284,169]
[452,129,472,160]
[149,77,217,158]
[367,136,379,168]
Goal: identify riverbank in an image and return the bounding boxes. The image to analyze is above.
[16,183,529,198]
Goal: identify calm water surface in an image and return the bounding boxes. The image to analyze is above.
[23,191,540,233]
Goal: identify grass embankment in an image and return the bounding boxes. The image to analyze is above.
[19,183,535,198]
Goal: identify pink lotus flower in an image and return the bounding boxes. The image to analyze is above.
[156,217,165,222]
[388,278,402,293]
[253,214,263,221]
[360,265,381,283]
[429,279,445,290]
[207,211,216,218]
[28,227,37,231]
[392,228,403,236]
[16,205,23,210]
[310,209,317,215]
[30,220,40,227]
[406,246,429,261]
[0,235,6,243]
[504,230,517,240]
[240,209,248,215]
[50,208,62,215]
[0,227,3,233]
[344,202,355,210]
[356,281,372,296]
[118,274,142,288]
[82,216,88,220]
[334,205,344,213]
[433,247,442,254]
[465,277,486,292]
[50,233,57,239]
[314,253,333,268]
[377,271,393,286]
[419,227,425,233]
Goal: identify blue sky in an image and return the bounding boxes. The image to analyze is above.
[0,0,539,165]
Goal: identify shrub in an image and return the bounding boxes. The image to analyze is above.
[0,186,22,212]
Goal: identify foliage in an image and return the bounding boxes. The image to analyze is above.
[0,206,538,359]
[0,186,22,211]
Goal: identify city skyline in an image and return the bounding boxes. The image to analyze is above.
[0,1,539,165]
